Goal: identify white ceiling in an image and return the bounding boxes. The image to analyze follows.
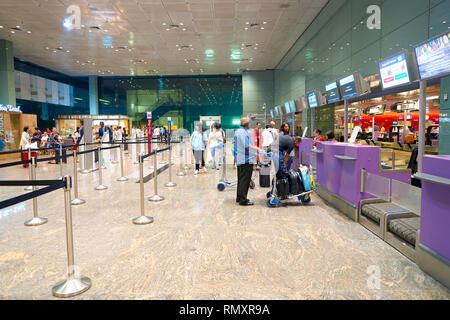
[0,0,327,76]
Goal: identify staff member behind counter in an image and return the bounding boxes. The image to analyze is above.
[234,117,264,206]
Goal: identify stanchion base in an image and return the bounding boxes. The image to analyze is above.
[148,195,165,202]
[24,217,48,226]
[101,165,107,169]
[184,166,190,170]
[52,276,91,298]
[132,216,154,225]
[165,182,177,187]
[71,198,86,206]
[117,177,129,182]
[176,171,187,176]
[94,185,108,191]
[111,161,119,164]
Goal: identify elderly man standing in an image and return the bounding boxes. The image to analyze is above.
[234,117,263,206]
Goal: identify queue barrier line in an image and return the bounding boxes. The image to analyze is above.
[0,159,31,169]
[0,180,65,210]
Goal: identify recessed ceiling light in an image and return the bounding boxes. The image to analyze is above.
[89,29,92,33]
[11,30,15,34]
[245,22,249,25]
[244,27,248,30]
[166,28,170,31]
[27,31,31,34]
[180,22,184,26]
[66,50,70,53]
[0,26,3,28]
[162,23,167,26]
[182,28,186,31]
[263,21,267,24]
[16,26,20,29]
[261,27,264,30]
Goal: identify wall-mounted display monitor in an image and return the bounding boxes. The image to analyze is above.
[300,95,308,110]
[339,75,358,99]
[274,106,280,117]
[294,99,302,112]
[414,31,450,80]
[289,100,296,113]
[339,73,371,99]
[325,81,341,103]
[284,102,291,114]
[379,51,413,89]
[270,109,274,119]
[307,92,319,108]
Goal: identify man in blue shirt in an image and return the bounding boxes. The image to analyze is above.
[234,117,263,206]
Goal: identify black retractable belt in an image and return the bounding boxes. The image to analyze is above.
[0,180,66,210]
[0,159,31,169]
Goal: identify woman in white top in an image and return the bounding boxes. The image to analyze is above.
[20,126,32,150]
[208,123,224,170]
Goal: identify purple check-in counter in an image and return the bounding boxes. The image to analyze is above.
[299,138,313,166]
[415,155,450,288]
[312,141,411,221]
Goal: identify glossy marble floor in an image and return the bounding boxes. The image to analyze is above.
[0,144,449,300]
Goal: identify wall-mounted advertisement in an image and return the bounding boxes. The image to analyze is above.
[414,31,450,80]
[379,51,412,89]
[270,109,274,118]
[284,102,291,114]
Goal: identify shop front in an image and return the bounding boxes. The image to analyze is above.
[0,104,37,159]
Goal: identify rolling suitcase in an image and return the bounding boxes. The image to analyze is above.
[276,178,290,200]
[259,165,271,188]
[288,170,305,195]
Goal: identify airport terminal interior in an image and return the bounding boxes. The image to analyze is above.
[0,0,449,300]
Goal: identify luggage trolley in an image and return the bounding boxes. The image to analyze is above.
[266,153,316,207]
[217,147,256,191]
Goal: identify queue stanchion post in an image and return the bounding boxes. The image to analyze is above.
[117,144,128,182]
[183,139,190,171]
[111,142,119,164]
[58,144,64,179]
[24,148,33,191]
[52,176,91,298]
[132,154,154,225]
[94,146,108,190]
[148,148,165,202]
[177,141,187,176]
[143,137,149,162]
[100,141,106,169]
[165,145,177,188]
[159,142,168,165]
[81,142,90,174]
[71,150,86,205]
[134,139,141,164]
[24,156,48,226]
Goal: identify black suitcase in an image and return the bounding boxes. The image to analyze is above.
[276,178,290,200]
[259,165,271,188]
[55,146,67,164]
[260,174,270,188]
[288,170,305,195]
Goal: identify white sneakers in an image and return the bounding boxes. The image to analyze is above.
[194,170,199,175]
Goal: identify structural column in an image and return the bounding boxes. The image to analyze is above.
[0,39,16,106]
[89,75,99,115]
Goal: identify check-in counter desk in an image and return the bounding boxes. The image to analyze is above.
[299,138,313,167]
[314,142,411,221]
[415,155,450,288]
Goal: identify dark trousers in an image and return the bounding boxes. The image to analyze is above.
[193,150,205,170]
[237,163,253,204]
